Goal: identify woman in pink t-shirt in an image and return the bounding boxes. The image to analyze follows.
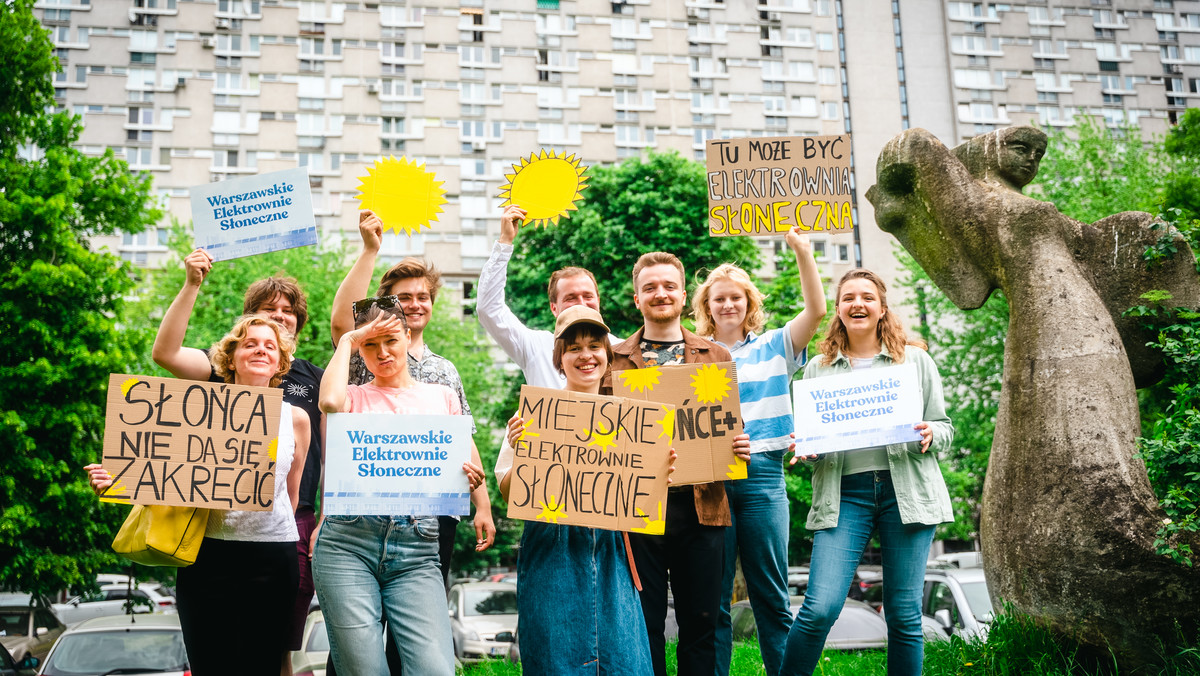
[312,305,485,676]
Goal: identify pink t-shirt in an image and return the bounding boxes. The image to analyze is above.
[346,381,462,416]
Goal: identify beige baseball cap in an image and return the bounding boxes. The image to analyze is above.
[553,305,609,339]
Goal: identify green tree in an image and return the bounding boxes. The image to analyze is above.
[0,0,162,596]
[1162,108,1200,226]
[505,150,762,337]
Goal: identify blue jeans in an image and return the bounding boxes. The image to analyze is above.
[781,471,935,676]
[517,522,652,675]
[312,515,454,676]
[715,449,792,676]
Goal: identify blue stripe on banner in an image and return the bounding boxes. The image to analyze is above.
[739,372,793,403]
[323,492,471,516]
[799,423,923,453]
[205,228,319,259]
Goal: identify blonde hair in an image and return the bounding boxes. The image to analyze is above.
[210,315,295,388]
[818,269,925,365]
[692,264,766,338]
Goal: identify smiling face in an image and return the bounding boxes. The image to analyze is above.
[254,293,298,338]
[232,324,282,387]
[550,274,601,316]
[705,279,749,337]
[387,277,433,334]
[634,263,687,326]
[836,277,885,337]
[559,332,609,392]
[358,327,411,380]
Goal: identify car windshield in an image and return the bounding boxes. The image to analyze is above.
[42,629,187,675]
[463,589,517,617]
[0,611,29,636]
[306,621,329,652]
[959,581,994,620]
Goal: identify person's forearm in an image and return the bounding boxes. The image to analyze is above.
[790,247,828,352]
[331,249,379,345]
[151,281,212,379]
[319,336,354,412]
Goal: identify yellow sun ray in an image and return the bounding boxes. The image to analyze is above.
[690,363,733,404]
[631,501,666,535]
[354,156,447,236]
[267,438,278,463]
[655,405,675,441]
[497,149,589,227]
[99,480,132,505]
[619,366,662,393]
[536,495,569,524]
[120,377,142,398]
[516,417,541,443]
[726,458,748,481]
[582,425,621,453]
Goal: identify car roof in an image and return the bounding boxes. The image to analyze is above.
[927,567,988,583]
[65,613,182,633]
[451,581,516,591]
[0,593,52,609]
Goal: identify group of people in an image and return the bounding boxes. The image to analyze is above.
[88,200,953,676]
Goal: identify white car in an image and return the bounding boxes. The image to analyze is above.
[53,583,176,627]
[921,567,993,641]
[38,614,188,676]
[448,582,517,662]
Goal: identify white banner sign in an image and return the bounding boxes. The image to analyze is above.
[324,413,473,516]
[793,363,924,455]
[190,167,317,261]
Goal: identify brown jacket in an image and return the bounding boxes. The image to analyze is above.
[602,326,733,527]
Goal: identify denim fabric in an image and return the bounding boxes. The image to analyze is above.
[516,521,651,675]
[781,471,935,676]
[715,449,793,676]
[312,515,454,676]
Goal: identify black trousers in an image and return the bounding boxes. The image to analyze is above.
[630,488,726,676]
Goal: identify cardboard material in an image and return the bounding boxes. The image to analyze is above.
[792,362,924,454]
[507,386,674,534]
[190,167,317,261]
[100,374,282,511]
[612,362,746,485]
[354,156,447,236]
[323,413,473,516]
[705,135,854,237]
[497,150,589,226]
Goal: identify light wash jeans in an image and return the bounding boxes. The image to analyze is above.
[715,449,793,676]
[312,515,454,676]
[517,521,652,675]
[781,470,935,676]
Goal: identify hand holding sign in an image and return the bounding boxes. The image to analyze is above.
[791,363,924,455]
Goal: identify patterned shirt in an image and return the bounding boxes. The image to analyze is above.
[639,339,686,367]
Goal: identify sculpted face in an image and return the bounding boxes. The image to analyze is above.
[997,136,1046,190]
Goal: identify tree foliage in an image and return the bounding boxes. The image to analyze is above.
[1162,108,1200,227]
[505,150,762,338]
[0,0,162,596]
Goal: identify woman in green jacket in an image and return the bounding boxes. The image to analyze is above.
[782,269,954,676]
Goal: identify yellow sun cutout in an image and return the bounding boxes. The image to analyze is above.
[726,458,748,481]
[355,156,447,236]
[655,405,675,441]
[267,438,278,463]
[120,377,142,398]
[691,364,733,404]
[497,149,589,226]
[536,495,569,524]
[583,425,621,453]
[619,367,662,393]
[631,501,666,535]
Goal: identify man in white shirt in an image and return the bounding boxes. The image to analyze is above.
[476,204,617,388]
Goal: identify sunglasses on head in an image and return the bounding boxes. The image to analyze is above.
[353,295,400,322]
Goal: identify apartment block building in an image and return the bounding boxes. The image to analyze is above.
[38,0,1200,304]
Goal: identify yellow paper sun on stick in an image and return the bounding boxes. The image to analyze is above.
[355,156,448,236]
[497,150,589,226]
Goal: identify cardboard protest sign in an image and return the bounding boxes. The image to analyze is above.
[191,167,317,261]
[497,150,589,226]
[612,362,746,486]
[507,386,673,534]
[792,362,924,455]
[354,156,447,236]
[323,413,473,516]
[100,374,282,510]
[706,135,854,237]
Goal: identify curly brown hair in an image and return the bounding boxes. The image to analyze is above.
[210,315,295,388]
[818,269,925,365]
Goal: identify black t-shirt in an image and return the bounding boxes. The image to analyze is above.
[207,356,324,510]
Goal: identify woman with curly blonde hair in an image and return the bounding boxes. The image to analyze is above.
[692,226,826,676]
[88,313,310,675]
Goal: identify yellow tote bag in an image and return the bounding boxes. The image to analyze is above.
[112,505,209,567]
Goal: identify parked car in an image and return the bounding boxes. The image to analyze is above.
[447,582,517,661]
[53,583,176,626]
[934,551,983,569]
[0,594,65,664]
[290,610,328,676]
[0,641,37,676]
[37,613,187,676]
[730,596,888,650]
[921,567,993,641]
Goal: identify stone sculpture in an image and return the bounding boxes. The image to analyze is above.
[866,125,1200,664]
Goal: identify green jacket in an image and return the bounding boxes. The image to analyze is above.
[803,344,955,530]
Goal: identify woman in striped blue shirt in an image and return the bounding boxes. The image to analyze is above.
[693,226,826,676]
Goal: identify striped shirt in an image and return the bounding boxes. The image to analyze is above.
[717,322,806,454]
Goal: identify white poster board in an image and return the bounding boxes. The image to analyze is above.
[190,167,317,261]
[792,363,924,455]
[324,413,473,516]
